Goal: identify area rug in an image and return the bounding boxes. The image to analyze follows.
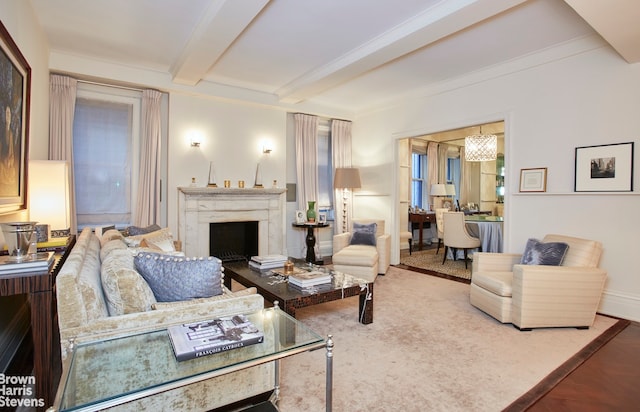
[277,266,622,412]
[399,247,471,280]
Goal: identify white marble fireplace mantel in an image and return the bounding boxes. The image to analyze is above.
[178,187,287,257]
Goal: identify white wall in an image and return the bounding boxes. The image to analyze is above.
[166,93,288,235]
[352,40,640,321]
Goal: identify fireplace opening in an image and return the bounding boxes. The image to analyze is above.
[209,221,258,262]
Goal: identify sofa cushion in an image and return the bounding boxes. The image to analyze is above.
[350,222,377,246]
[472,272,513,297]
[99,229,125,248]
[134,252,223,302]
[124,227,173,249]
[520,238,569,266]
[100,238,128,262]
[333,244,378,266]
[101,249,157,316]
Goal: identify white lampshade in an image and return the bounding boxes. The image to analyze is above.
[445,184,456,196]
[465,134,497,161]
[430,184,447,196]
[28,160,71,239]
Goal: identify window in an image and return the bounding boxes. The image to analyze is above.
[73,84,141,228]
[411,152,427,209]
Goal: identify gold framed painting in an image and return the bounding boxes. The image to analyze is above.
[0,21,31,214]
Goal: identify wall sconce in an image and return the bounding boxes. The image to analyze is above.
[187,130,203,147]
[263,146,272,154]
[262,141,273,154]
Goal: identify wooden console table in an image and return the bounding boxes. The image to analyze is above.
[409,212,435,250]
[0,236,75,410]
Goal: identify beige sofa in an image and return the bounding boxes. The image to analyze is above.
[470,234,607,330]
[55,227,274,411]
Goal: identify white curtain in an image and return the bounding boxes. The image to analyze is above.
[294,113,319,255]
[49,74,78,235]
[294,113,319,210]
[427,141,439,210]
[331,119,352,233]
[135,89,162,226]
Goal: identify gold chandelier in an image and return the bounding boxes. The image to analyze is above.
[464,127,497,162]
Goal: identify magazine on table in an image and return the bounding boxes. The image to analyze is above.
[288,270,332,287]
[168,314,264,361]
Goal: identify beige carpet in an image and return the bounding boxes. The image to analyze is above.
[400,247,471,280]
[277,266,620,412]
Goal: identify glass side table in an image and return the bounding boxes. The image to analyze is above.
[48,303,333,412]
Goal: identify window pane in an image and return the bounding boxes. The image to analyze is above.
[73,98,133,226]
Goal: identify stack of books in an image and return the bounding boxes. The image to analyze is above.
[288,270,332,289]
[0,251,55,275]
[249,254,288,271]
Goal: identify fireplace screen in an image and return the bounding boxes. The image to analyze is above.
[209,221,258,262]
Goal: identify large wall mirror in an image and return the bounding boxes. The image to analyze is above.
[396,121,505,258]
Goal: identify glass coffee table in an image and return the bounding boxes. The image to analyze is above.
[48,305,333,411]
[224,260,374,324]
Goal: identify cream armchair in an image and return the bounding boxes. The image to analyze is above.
[332,219,391,283]
[470,234,607,330]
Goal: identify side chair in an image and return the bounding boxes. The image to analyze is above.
[442,212,481,269]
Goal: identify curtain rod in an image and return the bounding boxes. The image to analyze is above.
[76,78,145,93]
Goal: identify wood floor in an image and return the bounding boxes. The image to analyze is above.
[525,320,640,411]
[5,310,640,412]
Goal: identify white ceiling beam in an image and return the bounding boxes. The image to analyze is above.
[563,0,640,63]
[170,0,270,86]
[276,0,528,104]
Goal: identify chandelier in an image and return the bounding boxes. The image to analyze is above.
[464,130,497,162]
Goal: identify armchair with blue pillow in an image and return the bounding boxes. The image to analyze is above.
[332,219,391,283]
[469,234,607,330]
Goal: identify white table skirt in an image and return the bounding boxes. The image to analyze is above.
[446,221,503,259]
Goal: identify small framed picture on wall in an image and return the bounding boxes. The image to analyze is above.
[519,168,547,192]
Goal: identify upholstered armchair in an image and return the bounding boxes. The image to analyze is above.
[470,234,607,330]
[332,219,391,283]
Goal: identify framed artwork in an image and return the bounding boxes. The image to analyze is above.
[519,168,547,192]
[318,213,327,224]
[295,210,306,224]
[0,21,31,214]
[575,142,634,192]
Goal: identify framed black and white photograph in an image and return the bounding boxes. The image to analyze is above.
[318,212,327,224]
[519,168,547,192]
[295,210,306,224]
[575,142,634,192]
[0,21,31,214]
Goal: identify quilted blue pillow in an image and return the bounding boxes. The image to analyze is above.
[134,252,223,302]
[350,222,377,246]
[520,238,569,266]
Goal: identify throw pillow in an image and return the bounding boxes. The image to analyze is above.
[124,224,161,237]
[350,222,377,246]
[101,249,157,316]
[134,252,224,302]
[520,238,569,266]
[123,227,173,248]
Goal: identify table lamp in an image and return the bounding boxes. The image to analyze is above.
[28,160,71,241]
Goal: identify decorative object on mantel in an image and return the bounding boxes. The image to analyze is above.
[190,177,197,187]
[306,201,317,223]
[254,162,264,188]
[519,167,547,192]
[574,142,634,192]
[465,126,497,161]
[334,167,362,232]
[224,180,231,188]
[207,161,217,187]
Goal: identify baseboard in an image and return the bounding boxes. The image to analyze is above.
[599,289,640,323]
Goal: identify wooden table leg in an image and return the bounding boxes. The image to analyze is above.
[30,290,58,410]
[358,283,374,324]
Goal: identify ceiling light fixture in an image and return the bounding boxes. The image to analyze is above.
[465,126,497,161]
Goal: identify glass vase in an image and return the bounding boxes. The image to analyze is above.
[306,201,316,223]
